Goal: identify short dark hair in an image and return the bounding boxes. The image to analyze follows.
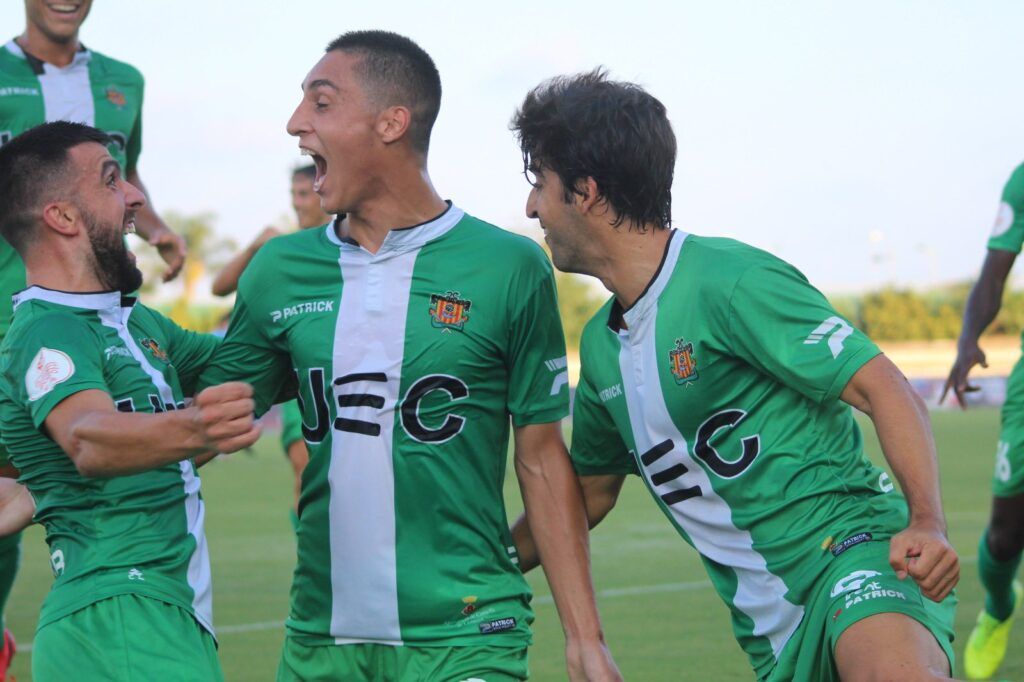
[512,69,675,231]
[292,164,316,181]
[326,30,441,154]
[0,121,111,251]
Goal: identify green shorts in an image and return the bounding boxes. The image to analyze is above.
[280,400,304,453]
[763,539,956,681]
[993,353,1024,497]
[277,639,528,682]
[32,593,222,682]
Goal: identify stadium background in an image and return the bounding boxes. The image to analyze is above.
[3,0,1024,679]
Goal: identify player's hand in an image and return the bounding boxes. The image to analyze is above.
[192,382,261,454]
[888,521,959,602]
[565,638,622,682]
[251,226,282,251]
[149,226,188,282]
[940,341,987,409]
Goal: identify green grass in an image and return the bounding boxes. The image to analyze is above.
[5,409,1021,680]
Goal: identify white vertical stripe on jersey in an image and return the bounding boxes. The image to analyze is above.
[38,52,95,125]
[327,247,418,644]
[615,242,804,661]
[97,306,216,637]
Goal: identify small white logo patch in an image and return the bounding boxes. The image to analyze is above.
[830,569,882,598]
[26,348,75,401]
[804,316,854,359]
[992,201,1015,238]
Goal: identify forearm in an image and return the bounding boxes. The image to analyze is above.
[0,479,34,536]
[510,512,539,572]
[866,375,946,529]
[211,247,256,297]
[68,409,209,477]
[517,453,605,641]
[959,281,1004,346]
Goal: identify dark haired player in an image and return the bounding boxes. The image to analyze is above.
[0,121,258,681]
[212,164,332,527]
[0,4,186,670]
[200,31,620,682]
[510,70,959,681]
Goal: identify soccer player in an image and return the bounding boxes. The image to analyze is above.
[211,165,331,525]
[199,31,620,682]
[0,2,186,669]
[943,161,1024,679]
[510,71,960,681]
[0,121,260,681]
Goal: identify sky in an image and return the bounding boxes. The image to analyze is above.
[3,0,1024,294]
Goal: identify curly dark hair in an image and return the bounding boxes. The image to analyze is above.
[511,68,675,231]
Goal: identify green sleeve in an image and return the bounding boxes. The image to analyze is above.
[11,314,108,429]
[125,76,143,174]
[197,263,295,416]
[152,310,219,397]
[505,251,570,426]
[570,369,636,476]
[726,261,881,405]
[988,162,1024,253]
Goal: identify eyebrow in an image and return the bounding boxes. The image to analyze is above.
[100,159,120,179]
[305,78,339,92]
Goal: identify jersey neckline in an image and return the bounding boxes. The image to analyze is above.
[13,285,135,312]
[4,39,90,75]
[323,202,465,256]
[607,229,688,331]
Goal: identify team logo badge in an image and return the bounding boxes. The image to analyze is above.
[429,291,472,332]
[139,338,169,362]
[461,596,478,616]
[105,86,126,109]
[26,347,75,402]
[669,338,698,385]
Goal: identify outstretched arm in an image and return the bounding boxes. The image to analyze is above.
[514,422,621,682]
[842,354,958,601]
[942,249,1016,407]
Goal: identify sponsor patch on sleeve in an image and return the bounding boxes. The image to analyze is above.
[26,348,75,402]
[479,617,517,634]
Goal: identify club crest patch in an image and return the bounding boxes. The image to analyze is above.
[105,86,126,109]
[26,347,75,402]
[669,338,698,385]
[429,291,471,332]
[139,338,169,362]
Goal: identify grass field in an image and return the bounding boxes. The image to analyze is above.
[4,408,1022,680]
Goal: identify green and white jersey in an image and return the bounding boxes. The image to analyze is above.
[200,205,569,648]
[0,40,144,339]
[571,232,908,677]
[0,287,217,635]
[988,162,1024,254]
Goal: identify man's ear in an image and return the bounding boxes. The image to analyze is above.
[40,201,80,237]
[377,105,412,145]
[575,177,607,216]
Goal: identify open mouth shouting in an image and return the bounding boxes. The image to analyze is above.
[300,147,328,194]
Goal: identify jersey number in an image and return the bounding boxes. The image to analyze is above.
[295,369,469,444]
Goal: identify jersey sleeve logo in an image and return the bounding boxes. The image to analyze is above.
[803,316,853,359]
[992,201,1015,238]
[669,338,699,385]
[429,291,472,332]
[26,347,76,402]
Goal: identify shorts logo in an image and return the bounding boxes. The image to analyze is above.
[804,316,853,359]
[139,338,169,362]
[461,596,478,616]
[128,567,145,581]
[669,338,698,385]
[50,549,65,577]
[105,86,127,109]
[429,291,471,332]
[26,348,75,402]
[830,570,882,598]
[829,532,873,557]
[479,617,516,634]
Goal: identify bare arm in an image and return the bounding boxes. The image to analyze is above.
[514,422,620,681]
[942,249,1016,407]
[45,383,260,478]
[841,354,958,601]
[512,473,626,573]
[211,227,281,297]
[0,479,34,536]
[125,169,187,283]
